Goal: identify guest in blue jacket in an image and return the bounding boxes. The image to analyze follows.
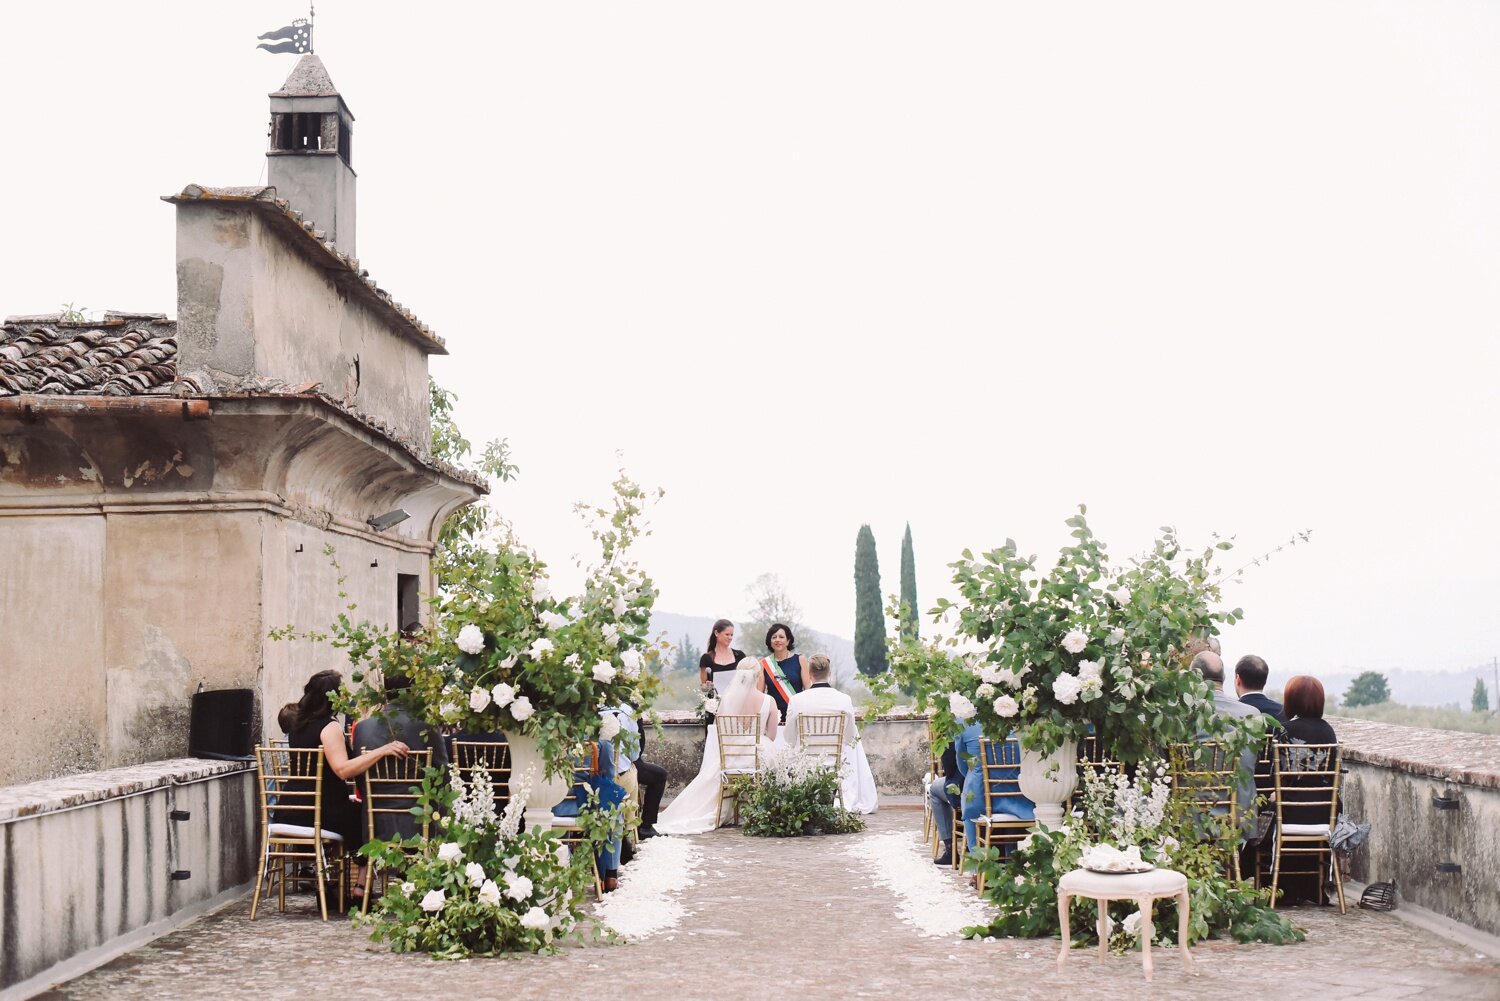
[955,724,1035,852]
[552,739,629,892]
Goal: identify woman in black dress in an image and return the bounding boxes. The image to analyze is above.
[698,619,746,694]
[280,670,410,897]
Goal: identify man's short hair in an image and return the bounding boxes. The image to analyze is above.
[1191,651,1224,684]
[808,654,832,680]
[1234,655,1269,691]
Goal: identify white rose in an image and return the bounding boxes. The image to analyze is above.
[600,714,621,741]
[528,638,554,659]
[521,906,550,930]
[702,697,719,714]
[602,623,620,646]
[979,666,1004,685]
[1061,629,1088,655]
[1123,911,1142,937]
[620,649,643,675]
[539,610,568,631]
[555,843,571,865]
[490,682,515,707]
[420,888,446,912]
[1052,673,1084,705]
[531,578,551,603]
[564,653,580,667]
[456,624,486,655]
[976,683,996,700]
[504,871,534,902]
[993,695,1019,718]
[1077,659,1102,681]
[509,695,535,722]
[1080,676,1104,701]
[400,881,415,895]
[1108,627,1126,645]
[499,654,519,670]
[477,879,502,907]
[592,662,617,684]
[468,686,492,712]
[611,595,627,616]
[436,842,462,864]
[439,701,460,721]
[465,861,486,887]
[949,692,976,720]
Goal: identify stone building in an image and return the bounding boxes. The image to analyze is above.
[0,56,484,785]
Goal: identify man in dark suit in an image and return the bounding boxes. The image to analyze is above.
[1235,655,1289,727]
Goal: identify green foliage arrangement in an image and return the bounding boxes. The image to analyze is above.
[727,747,865,838]
[358,763,598,958]
[878,507,1264,762]
[854,524,889,677]
[899,523,918,642]
[1343,670,1391,708]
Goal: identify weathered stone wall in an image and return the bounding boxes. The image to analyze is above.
[0,759,255,996]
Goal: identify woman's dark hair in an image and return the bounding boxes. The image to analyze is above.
[294,669,344,731]
[1283,675,1326,720]
[706,618,734,654]
[765,622,795,651]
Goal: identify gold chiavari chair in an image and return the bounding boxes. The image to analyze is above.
[250,746,347,921]
[360,748,433,914]
[1269,742,1345,913]
[714,714,763,827]
[551,744,606,900]
[1071,733,1125,815]
[972,737,1032,893]
[1169,742,1243,882]
[1248,735,1277,887]
[266,737,290,749]
[923,722,944,847]
[796,713,848,810]
[451,740,512,818]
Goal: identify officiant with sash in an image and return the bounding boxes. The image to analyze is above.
[761,623,812,722]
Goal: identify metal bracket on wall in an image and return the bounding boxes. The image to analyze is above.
[1435,862,1462,874]
[1432,790,1461,811]
[170,870,192,881]
[169,809,191,821]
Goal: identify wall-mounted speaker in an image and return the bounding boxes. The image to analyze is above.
[189,688,255,761]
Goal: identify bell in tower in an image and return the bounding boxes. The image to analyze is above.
[267,54,356,255]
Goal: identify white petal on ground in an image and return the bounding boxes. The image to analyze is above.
[594,837,704,941]
[844,832,995,938]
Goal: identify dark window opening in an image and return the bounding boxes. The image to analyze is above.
[271,112,329,152]
[397,574,421,632]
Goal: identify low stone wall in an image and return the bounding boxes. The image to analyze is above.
[0,758,256,997]
[1329,716,1500,937]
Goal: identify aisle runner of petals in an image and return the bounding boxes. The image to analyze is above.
[594,836,704,940]
[844,832,995,937]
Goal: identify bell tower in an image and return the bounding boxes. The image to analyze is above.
[267,54,356,255]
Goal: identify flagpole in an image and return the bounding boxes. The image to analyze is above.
[309,4,316,53]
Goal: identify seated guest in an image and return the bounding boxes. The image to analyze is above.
[606,703,667,842]
[928,737,963,866]
[955,723,1034,854]
[277,702,299,735]
[1280,675,1339,825]
[350,671,449,841]
[277,670,409,897]
[552,740,628,892]
[1235,655,1289,727]
[1191,651,1261,839]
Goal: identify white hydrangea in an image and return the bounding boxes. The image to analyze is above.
[592,662,617,684]
[949,692,977,720]
[521,906,550,930]
[1061,629,1088,655]
[420,888,446,912]
[528,637,554,660]
[993,695,1019,718]
[490,682,515,707]
[1052,673,1084,705]
[509,695,535,721]
[456,624,486,655]
[468,687,492,712]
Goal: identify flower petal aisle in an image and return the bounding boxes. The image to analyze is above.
[594,836,704,940]
[844,832,994,938]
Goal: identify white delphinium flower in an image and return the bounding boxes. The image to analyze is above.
[1061,629,1088,654]
[1052,673,1083,705]
[509,695,535,721]
[468,686,492,712]
[478,879,502,906]
[465,861,486,887]
[993,695,1019,718]
[497,772,531,841]
[600,713,621,741]
[420,889,446,912]
[619,649,643,675]
[1077,659,1102,681]
[976,683,996,700]
[528,637,554,659]
[504,871,534,902]
[490,682,515,707]
[1107,627,1126,645]
[521,906,550,930]
[437,842,463,863]
[592,662,617,684]
[949,692,977,720]
[539,610,568,631]
[456,624,486,655]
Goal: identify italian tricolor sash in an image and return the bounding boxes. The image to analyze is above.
[761,656,793,705]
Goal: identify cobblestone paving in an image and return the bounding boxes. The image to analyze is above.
[36,810,1500,1001]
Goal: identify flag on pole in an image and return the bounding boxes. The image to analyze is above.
[257,20,312,54]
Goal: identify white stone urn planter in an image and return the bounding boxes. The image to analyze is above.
[505,732,571,831]
[1018,737,1079,829]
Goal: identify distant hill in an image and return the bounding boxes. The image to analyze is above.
[649,611,857,683]
[1313,665,1497,709]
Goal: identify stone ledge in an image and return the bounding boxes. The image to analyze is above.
[1328,715,1500,791]
[0,757,253,823]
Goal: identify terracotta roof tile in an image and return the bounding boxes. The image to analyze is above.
[0,317,178,396]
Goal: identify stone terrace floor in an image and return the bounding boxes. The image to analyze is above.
[36,810,1500,1001]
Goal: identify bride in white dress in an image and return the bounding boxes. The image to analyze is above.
[656,657,779,835]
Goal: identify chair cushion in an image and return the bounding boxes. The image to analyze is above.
[268,823,344,842]
[1280,823,1332,837]
[974,813,1024,825]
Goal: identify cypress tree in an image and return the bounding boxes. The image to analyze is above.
[854,524,888,676]
[899,522,918,641]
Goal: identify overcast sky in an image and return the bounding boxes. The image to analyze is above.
[4,2,1498,677]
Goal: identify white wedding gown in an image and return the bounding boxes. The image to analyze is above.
[842,740,879,814]
[657,690,779,835]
